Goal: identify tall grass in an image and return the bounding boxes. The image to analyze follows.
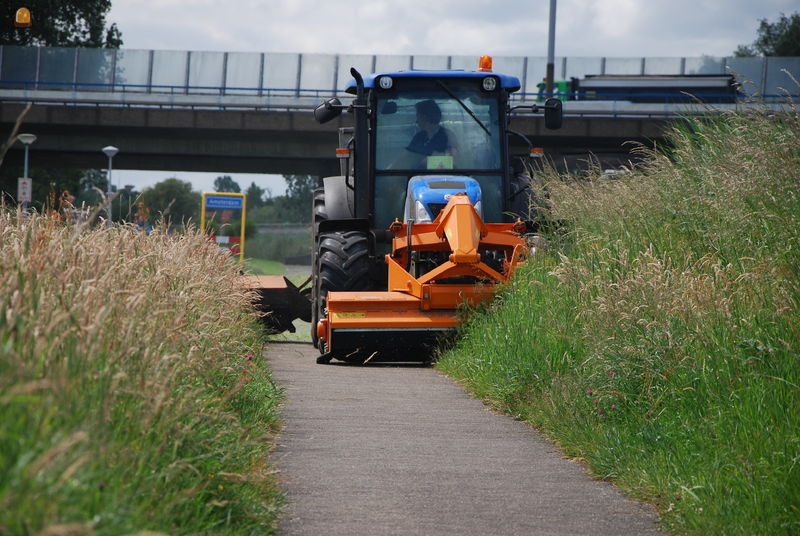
[0,215,282,534]
[438,105,800,534]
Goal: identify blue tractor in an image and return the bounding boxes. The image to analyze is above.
[308,58,563,355]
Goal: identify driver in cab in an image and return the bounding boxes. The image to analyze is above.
[394,99,457,169]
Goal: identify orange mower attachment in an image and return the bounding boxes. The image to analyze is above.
[316,193,528,363]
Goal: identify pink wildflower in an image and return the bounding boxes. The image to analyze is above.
[246,354,254,361]
[586,389,594,395]
[593,399,599,405]
[609,371,615,377]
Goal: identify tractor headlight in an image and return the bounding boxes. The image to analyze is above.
[482,76,497,92]
[378,75,393,90]
[414,200,432,223]
[473,200,483,217]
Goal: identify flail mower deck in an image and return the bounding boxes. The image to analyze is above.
[315,192,527,364]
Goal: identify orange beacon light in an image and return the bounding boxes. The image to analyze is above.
[15,7,32,28]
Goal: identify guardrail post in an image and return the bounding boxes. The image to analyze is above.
[521,56,528,101]
[147,50,154,94]
[73,47,79,91]
[110,48,117,92]
[296,53,302,98]
[258,53,265,97]
[332,54,339,96]
[222,52,228,96]
[35,46,41,90]
[184,50,191,95]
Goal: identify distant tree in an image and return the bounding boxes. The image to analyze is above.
[140,178,201,224]
[80,169,109,192]
[284,174,316,219]
[735,12,800,57]
[245,181,266,210]
[0,0,122,47]
[285,174,317,202]
[247,175,317,224]
[73,169,110,209]
[213,175,241,193]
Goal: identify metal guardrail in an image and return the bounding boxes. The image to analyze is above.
[1,46,797,119]
[1,86,794,121]
[2,46,798,97]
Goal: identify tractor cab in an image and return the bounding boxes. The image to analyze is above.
[366,73,511,230]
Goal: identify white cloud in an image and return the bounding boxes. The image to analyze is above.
[108,0,797,57]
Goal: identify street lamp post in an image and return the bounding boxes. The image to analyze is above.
[102,145,119,222]
[17,133,36,209]
[546,0,557,97]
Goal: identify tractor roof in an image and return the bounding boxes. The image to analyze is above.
[345,70,521,94]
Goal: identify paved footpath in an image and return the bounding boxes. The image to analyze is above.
[267,342,660,536]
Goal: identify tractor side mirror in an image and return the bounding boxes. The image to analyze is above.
[314,98,344,124]
[543,98,563,130]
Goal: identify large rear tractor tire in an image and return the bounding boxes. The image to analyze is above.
[313,230,370,358]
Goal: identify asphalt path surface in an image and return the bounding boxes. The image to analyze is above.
[267,342,660,536]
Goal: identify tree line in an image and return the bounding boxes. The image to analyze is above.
[0,166,315,226]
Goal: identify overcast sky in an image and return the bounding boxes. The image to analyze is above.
[104,0,796,193]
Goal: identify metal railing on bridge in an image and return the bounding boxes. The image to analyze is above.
[1,46,798,117]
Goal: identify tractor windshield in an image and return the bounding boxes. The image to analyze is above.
[373,78,504,230]
[375,79,502,172]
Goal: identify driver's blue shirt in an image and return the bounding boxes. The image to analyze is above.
[406,127,448,156]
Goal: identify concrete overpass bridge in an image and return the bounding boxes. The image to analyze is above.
[1,46,797,175]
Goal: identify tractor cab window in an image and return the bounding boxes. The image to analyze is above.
[373,78,504,230]
[375,80,502,172]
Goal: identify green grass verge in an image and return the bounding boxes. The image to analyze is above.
[437,107,800,535]
[0,218,283,534]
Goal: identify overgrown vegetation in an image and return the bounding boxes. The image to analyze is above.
[438,105,799,534]
[0,215,283,534]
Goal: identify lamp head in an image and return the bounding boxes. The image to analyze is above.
[17,133,37,146]
[102,145,119,158]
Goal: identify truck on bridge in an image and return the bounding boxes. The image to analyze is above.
[539,74,741,103]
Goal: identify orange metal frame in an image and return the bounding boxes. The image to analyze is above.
[317,194,528,350]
